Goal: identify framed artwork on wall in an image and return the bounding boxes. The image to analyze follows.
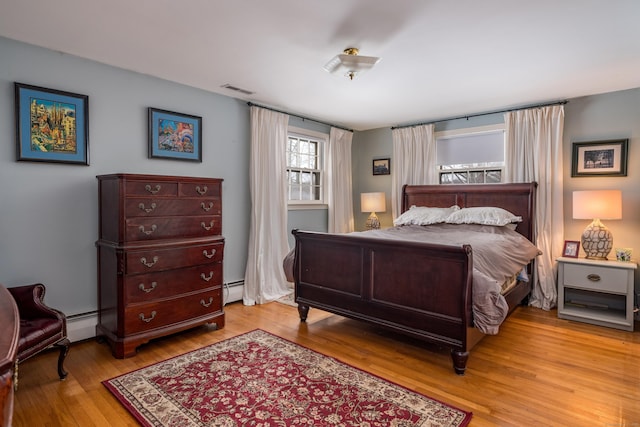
[373,158,390,175]
[562,240,580,258]
[571,139,628,177]
[148,107,202,162]
[15,82,89,165]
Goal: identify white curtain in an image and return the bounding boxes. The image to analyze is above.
[326,127,355,233]
[504,105,565,310]
[391,124,437,218]
[243,106,291,305]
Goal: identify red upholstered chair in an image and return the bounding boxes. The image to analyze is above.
[7,283,70,390]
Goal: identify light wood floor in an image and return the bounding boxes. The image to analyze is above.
[12,301,640,426]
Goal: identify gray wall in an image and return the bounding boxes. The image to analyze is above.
[0,37,251,315]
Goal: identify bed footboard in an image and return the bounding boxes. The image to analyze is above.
[292,229,474,374]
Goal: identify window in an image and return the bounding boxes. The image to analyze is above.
[436,124,505,185]
[286,127,326,204]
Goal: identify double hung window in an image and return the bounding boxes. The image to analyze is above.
[286,128,325,204]
[436,125,505,184]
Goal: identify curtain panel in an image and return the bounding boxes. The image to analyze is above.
[243,106,291,305]
[391,124,437,218]
[326,127,355,233]
[505,105,565,310]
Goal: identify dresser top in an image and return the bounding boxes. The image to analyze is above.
[97,173,223,182]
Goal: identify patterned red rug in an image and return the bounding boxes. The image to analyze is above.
[103,330,472,426]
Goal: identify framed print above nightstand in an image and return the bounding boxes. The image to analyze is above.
[571,139,628,177]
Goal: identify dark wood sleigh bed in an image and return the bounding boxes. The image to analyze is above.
[291,182,537,375]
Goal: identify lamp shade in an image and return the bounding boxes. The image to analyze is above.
[361,192,386,213]
[573,190,622,220]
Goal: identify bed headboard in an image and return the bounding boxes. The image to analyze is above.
[402,182,538,243]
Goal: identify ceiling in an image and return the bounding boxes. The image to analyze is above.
[2,0,639,131]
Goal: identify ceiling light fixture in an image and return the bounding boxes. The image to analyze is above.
[323,48,381,80]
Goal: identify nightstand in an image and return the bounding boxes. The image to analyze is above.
[557,257,637,331]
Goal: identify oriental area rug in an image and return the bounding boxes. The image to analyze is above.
[103,329,472,427]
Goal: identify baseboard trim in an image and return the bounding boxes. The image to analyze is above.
[67,311,97,342]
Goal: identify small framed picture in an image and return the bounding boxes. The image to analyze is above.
[15,82,89,165]
[571,139,628,177]
[562,240,580,258]
[148,107,202,162]
[373,158,390,175]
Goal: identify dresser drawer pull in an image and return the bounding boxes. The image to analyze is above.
[138,282,157,293]
[145,184,161,194]
[140,256,159,268]
[201,202,214,212]
[201,271,214,281]
[139,224,157,235]
[201,221,214,231]
[139,311,157,323]
[203,249,216,259]
[587,274,601,282]
[196,185,208,195]
[200,297,213,308]
[138,202,157,213]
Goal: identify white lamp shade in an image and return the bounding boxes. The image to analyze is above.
[361,192,386,213]
[573,190,622,220]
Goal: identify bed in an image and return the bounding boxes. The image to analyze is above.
[289,182,538,375]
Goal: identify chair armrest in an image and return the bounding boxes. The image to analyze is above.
[7,283,65,322]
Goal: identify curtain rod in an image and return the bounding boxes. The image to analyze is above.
[391,100,568,130]
[247,102,353,133]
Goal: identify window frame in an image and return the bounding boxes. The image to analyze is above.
[435,124,506,185]
[286,126,327,208]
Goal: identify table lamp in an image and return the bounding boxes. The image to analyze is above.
[361,192,386,230]
[572,190,622,259]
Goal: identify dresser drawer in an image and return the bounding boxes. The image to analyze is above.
[125,198,222,217]
[179,182,221,198]
[563,263,628,293]
[125,263,223,303]
[125,216,222,241]
[125,241,224,274]
[123,288,222,334]
[125,180,178,197]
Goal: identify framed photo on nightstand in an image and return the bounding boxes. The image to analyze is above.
[562,240,580,258]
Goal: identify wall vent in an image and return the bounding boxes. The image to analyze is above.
[221,84,254,95]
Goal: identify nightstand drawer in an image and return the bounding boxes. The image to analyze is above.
[563,263,627,293]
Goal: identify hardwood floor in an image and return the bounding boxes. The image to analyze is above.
[12,301,640,426]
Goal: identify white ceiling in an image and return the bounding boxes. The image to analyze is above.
[2,0,639,131]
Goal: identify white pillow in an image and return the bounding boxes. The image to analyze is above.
[394,205,460,226]
[445,206,522,227]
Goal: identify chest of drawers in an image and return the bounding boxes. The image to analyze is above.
[96,174,225,358]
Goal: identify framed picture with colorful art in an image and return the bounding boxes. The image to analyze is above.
[15,82,89,165]
[148,107,202,162]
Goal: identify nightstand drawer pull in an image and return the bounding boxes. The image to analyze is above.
[138,202,157,213]
[139,311,156,323]
[201,271,214,281]
[201,202,214,212]
[145,184,161,194]
[196,185,208,195]
[587,274,601,282]
[139,224,157,235]
[138,282,157,293]
[200,297,213,308]
[140,256,159,268]
[203,249,216,259]
[201,221,214,231]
